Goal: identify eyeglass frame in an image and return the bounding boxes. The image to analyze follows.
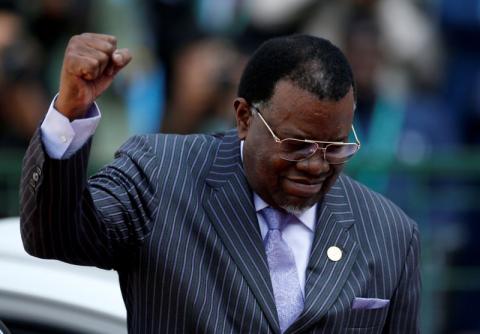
[251,105,361,164]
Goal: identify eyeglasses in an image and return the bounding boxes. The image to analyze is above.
[251,106,361,164]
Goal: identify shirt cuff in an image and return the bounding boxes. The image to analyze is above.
[40,96,101,159]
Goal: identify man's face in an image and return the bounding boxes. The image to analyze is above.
[236,80,355,212]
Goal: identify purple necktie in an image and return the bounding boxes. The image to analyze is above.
[261,207,304,333]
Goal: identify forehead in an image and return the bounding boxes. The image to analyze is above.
[265,80,355,140]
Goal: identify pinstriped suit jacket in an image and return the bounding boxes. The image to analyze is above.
[20,128,420,334]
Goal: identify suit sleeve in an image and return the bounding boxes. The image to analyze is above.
[20,129,159,270]
[383,221,421,333]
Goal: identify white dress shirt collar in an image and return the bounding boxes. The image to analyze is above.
[252,193,316,232]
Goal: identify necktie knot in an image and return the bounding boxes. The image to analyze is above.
[261,207,289,231]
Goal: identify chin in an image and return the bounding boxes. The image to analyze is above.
[281,205,311,216]
[275,193,321,214]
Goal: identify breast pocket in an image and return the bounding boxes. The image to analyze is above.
[346,305,390,333]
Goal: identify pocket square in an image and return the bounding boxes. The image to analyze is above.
[352,297,390,310]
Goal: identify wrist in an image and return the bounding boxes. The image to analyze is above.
[54,94,92,121]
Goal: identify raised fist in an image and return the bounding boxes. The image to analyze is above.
[55,33,132,120]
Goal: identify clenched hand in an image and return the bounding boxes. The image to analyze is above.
[55,33,132,121]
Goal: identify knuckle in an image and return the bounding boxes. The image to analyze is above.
[71,34,84,42]
[64,53,77,69]
[64,47,78,61]
[64,47,72,57]
[98,50,108,60]
[108,36,117,47]
[105,42,115,53]
[68,35,78,47]
[89,58,100,68]
[69,34,86,49]
[99,54,109,65]
[81,59,97,73]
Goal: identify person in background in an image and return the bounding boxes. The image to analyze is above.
[0,1,47,149]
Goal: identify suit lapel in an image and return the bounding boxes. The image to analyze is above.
[202,130,279,333]
[288,176,359,334]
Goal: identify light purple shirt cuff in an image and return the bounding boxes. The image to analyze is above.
[40,96,101,159]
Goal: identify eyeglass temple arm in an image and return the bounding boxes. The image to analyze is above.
[251,107,282,142]
[351,125,361,147]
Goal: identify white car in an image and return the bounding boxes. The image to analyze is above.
[0,217,127,334]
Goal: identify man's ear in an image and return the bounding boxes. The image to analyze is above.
[234,98,252,140]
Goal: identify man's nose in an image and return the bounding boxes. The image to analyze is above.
[295,150,330,175]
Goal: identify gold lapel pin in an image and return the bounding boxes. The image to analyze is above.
[327,246,342,262]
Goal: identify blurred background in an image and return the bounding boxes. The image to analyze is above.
[0,0,479,332]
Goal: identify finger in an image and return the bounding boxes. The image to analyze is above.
[80,32,117,47]
[83,38,116,55]
[73,45,111,76]
[69,34,117,55]
[104,49,132,77]
[111,48,132,68]
[65,54,103,80]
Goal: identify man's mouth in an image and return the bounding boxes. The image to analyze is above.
[283,178,324,197]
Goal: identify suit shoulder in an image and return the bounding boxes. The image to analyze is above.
[338,174,417,235]
[116,132,222,178]
[117,132,220,158]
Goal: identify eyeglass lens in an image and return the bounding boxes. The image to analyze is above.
[279,140,358,163]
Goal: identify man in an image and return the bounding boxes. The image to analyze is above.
[20,33,420,333]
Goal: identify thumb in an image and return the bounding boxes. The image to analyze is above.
[112,48,132,69]
[106,48,132,76]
